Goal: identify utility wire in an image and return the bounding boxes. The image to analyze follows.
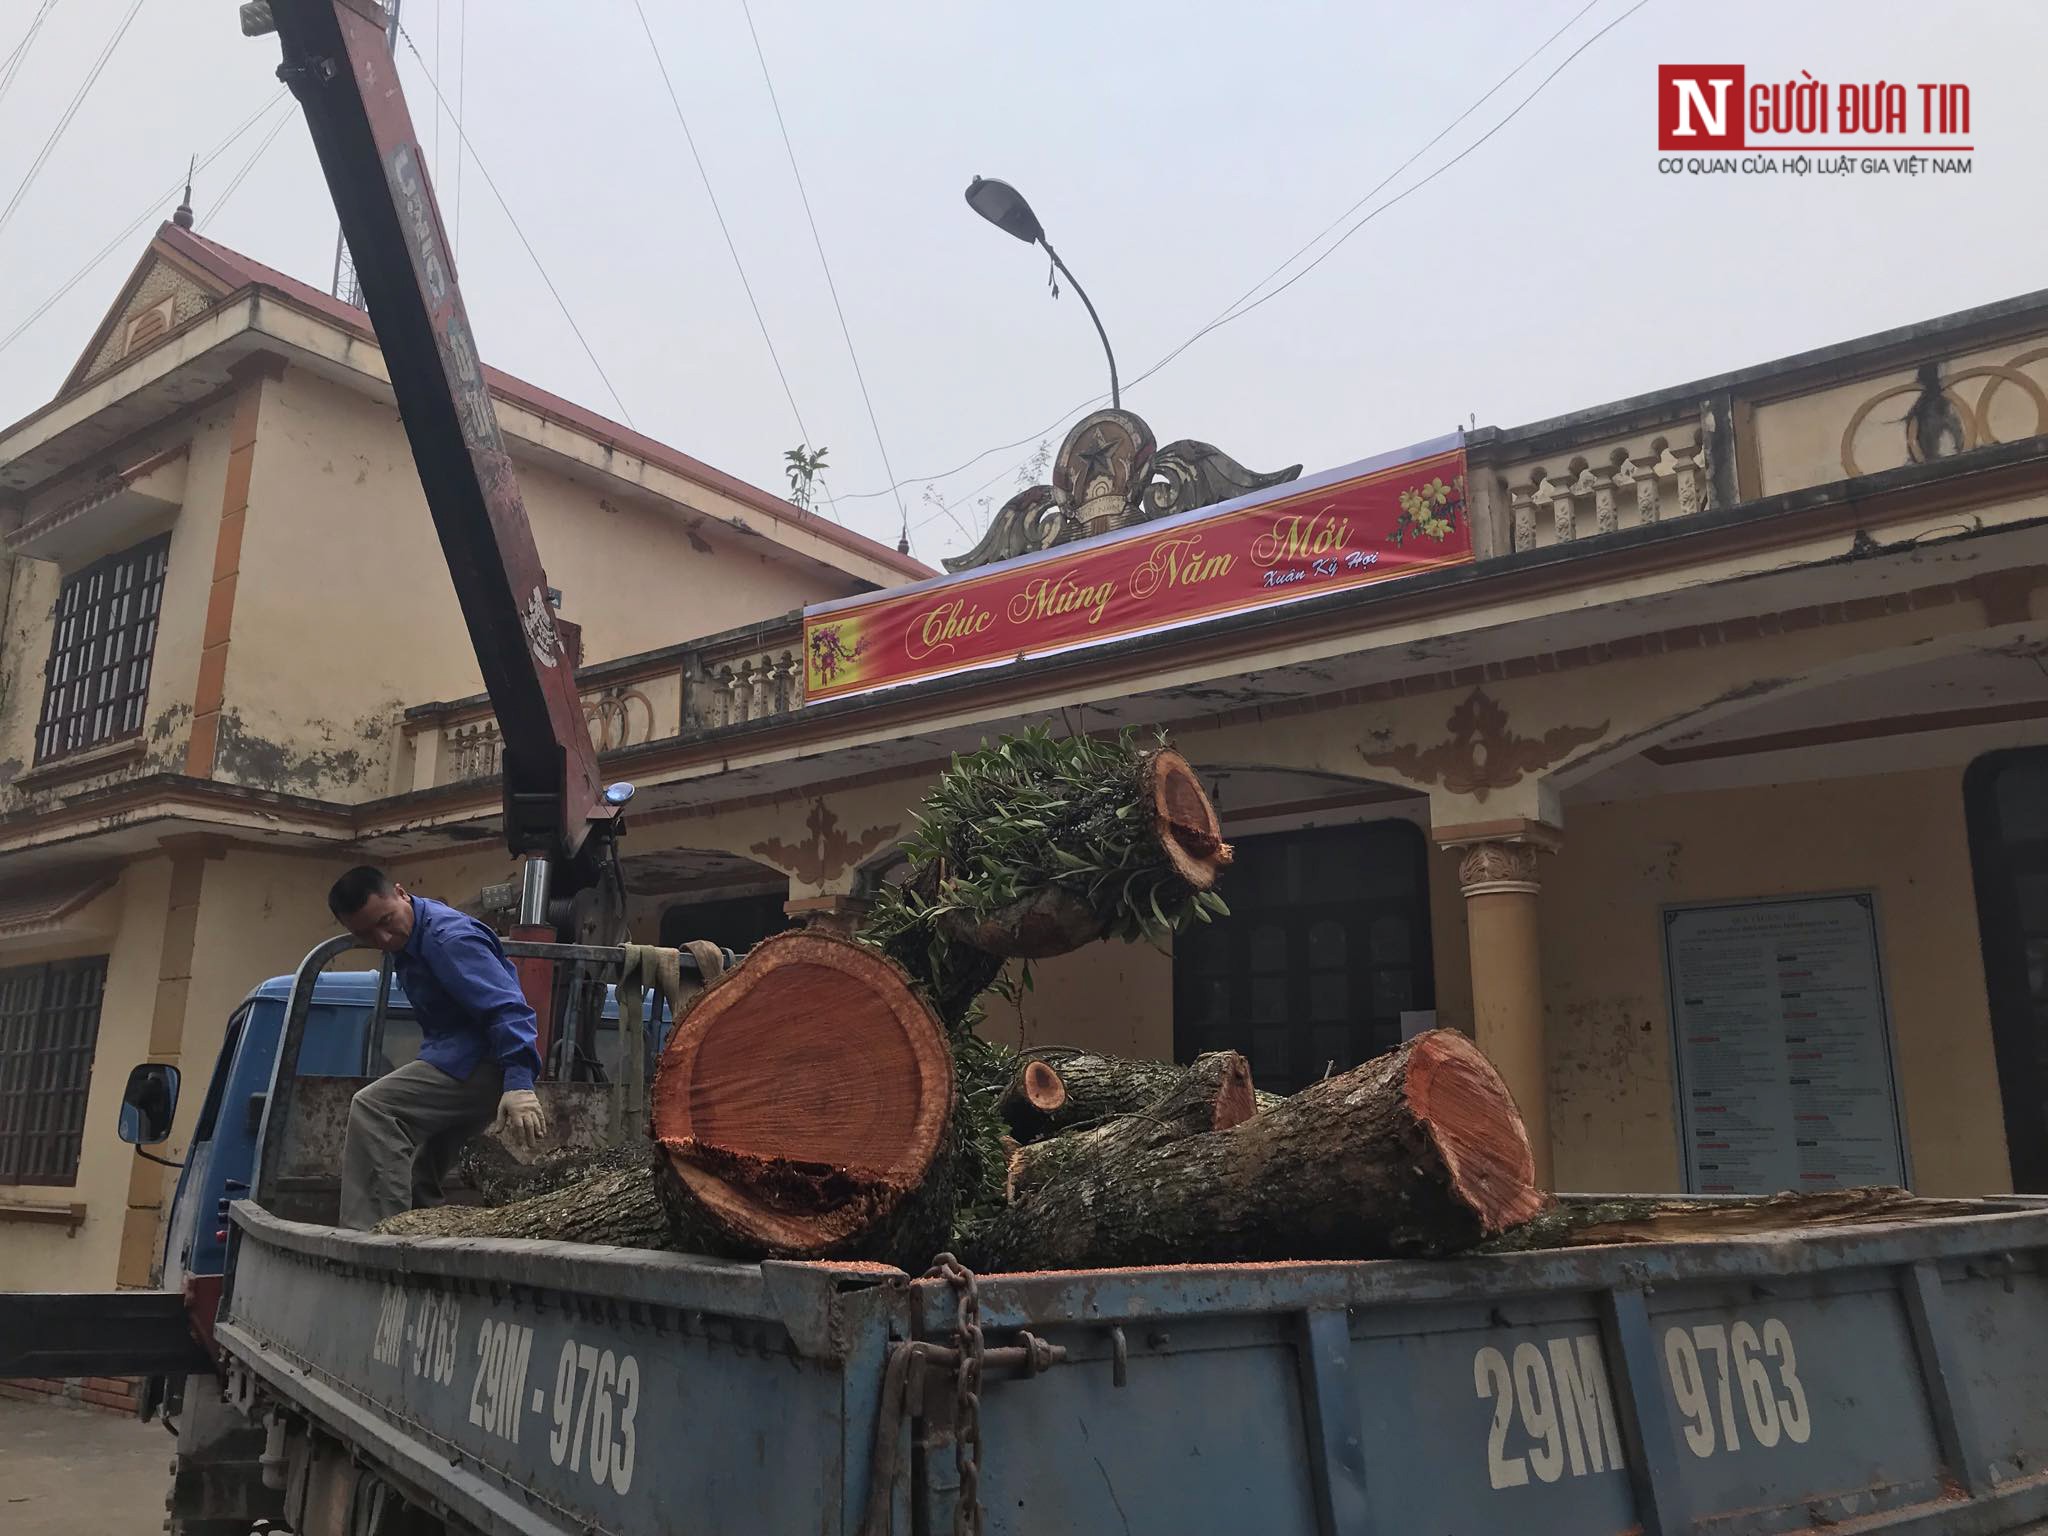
[897,0,1646,540]
[200,103,295,232]
[1148,0,1605,379]
[397,25,636,428]
[0,89,287,358]
[858,0,1642,514]
[626,0,834,517]
[0,1,63,119]
[1121,0,1653,390]
[0,0,148,243]
[739,0,906,542]
[453,0,466,259]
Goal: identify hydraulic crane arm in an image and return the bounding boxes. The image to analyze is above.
[256,0,618,891]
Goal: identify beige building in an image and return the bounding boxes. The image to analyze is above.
[0,221,924,1311]
[4,222,2047,1336]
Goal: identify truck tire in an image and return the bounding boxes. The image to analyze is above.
[166,1373,284,1536]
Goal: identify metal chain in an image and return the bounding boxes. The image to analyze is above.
[927,1253,984,1536]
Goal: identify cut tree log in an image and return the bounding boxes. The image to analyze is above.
[650,929,955,1260]
[998,1047,1275,1142]
[973,1029,1547,1270]
[378,1154,670,1250]
[457,1139,647,1207]
[932,748,1232,959]
[1006,1050,1256,1200]
[1474,1187,1996,1253]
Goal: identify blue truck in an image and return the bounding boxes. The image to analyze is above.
[146,958,669,1313]
[9,932,2048,1536]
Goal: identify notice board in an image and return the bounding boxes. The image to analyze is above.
[1663,893,1907,1194]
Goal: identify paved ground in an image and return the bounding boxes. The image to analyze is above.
[0,1395,170,1536]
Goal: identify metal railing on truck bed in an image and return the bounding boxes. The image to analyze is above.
[253,933,724,1227]
[215,1191,2048,1536]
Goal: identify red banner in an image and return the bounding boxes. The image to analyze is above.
[803,438,1470,702]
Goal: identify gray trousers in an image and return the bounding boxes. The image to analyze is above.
[340,1058,503,1230]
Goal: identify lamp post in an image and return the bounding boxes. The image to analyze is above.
[965,176,1120,410]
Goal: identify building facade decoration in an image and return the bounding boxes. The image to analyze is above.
[1506,431,1711,553]
[749,799,899,888]
[1359,689,1609,800]
[1456,840,1543,896]
[943,407,1301,572]
[1840,349,2048,478]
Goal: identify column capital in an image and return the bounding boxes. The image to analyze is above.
[1433,815,1561,852]
[1456,840,1544,897]
[785,893,870,936]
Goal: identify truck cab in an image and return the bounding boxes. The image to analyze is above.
[144,965,668,1298]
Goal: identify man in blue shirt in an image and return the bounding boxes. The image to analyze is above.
[328,866,548,1229]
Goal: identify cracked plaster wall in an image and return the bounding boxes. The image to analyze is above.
[0,400,237,815]
[213,366,856,802]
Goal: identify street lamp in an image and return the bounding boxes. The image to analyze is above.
[965,176,1120,409]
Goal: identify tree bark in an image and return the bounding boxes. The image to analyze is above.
[378,1156,671,1250]
[649,929,955,1261]
[1006,1051,1256,1200]
[1474,1187,1989,1253]
[1000,1049,1257,1141]
[974,1030,1547,1270]
[457,1139,645,1207]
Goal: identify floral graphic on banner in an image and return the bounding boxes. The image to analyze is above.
[1390,473,1464,545]
[805,621,869,691]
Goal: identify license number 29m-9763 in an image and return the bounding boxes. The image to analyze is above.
[467,1321,641,1496]
[369,1288,641,1499]
[1473,1317,1815,1490]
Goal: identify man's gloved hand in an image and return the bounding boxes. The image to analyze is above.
[492,1088,547,1149]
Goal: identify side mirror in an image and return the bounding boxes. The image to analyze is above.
[117,1063,182,1146]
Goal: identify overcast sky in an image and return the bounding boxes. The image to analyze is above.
[2,1,2043,565]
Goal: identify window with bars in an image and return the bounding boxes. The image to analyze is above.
[1173,821,1435,1094]
[0,957,110,1185]
[35,533,170,764]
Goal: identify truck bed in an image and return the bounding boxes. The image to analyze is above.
[218,1196,2048,1535]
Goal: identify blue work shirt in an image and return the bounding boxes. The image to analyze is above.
[392,895,540,1093]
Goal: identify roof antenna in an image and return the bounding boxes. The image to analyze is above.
[172,154,196,230]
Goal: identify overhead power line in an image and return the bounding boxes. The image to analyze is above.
[454,0,466,259]
[862,0,1647,518]
[397,24,636,429]
[0,1,63,119]
[626,0,834,518]
[739,0,907,543]
[0,0,149,243]
[0,89,289,359]
[1143,0,1607,385]
[201,103,296,232]
[1118,0,1654,391]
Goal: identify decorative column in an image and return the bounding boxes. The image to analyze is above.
[1455,839,1553,1184]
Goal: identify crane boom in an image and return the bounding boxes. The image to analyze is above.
[259,0,619,892]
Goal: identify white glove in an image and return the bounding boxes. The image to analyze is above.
[492,1089,547,1149]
